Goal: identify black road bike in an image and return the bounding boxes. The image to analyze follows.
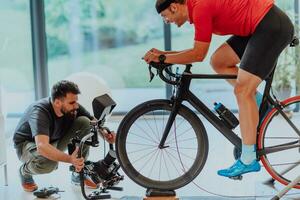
[116,37,300,191]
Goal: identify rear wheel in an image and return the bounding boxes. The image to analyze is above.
[258,96,300,188]
[116,99,209,190]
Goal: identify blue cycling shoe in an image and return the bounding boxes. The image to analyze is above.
[217,159,261,178]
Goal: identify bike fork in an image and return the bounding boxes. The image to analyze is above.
[158,101,181,149]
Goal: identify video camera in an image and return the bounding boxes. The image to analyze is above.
[68,94,123,200]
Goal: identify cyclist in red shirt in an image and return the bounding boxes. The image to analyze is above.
[143,0,294,178]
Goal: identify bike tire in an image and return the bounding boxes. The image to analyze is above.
[116,99,209,190]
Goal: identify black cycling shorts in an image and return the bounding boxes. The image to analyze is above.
[226,5,294,80]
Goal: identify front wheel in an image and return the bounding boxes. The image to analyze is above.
[116,99,209,190]
[258,96,300,189]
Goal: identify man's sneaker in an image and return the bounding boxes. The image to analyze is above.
[19,164,38,192]
[217,159,261,178]
[71,172,98,189]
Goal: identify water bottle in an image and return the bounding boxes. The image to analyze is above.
[214,102,239,129]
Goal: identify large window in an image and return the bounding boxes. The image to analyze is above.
[0,1,34,115]
[44,0,165,112]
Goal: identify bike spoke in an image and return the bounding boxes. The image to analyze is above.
[164,149,182,176]
[151,111,162,142]
[164,148,191,171]
[167,127,194,144]
[126,141,157,147]
[147,149,161,178]
[127,146,158,155]
[167,137,197,145]
[173,117,186,133]
[168,147,196,161]
[162,150,171,180]
[137,149,159,176]
[131,148,158,165]
[166,118,189,142]
[133,122,158,144]
[159,150,163,180]
[129,131,160,143]
[162,110,167,136]
[141,115,160,143]
[168,146,197,150]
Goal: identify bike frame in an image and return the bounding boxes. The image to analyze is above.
[158,66,300,157]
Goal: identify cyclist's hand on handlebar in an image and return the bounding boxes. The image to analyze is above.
[142,50,159,64]
[150,48,164,54]
[143,48,164,57]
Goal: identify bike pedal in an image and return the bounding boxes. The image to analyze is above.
[229,175,243,180]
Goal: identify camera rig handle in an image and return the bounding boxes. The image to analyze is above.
[98,126,114,151]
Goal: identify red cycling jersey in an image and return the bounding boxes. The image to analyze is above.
[187,0,274,42]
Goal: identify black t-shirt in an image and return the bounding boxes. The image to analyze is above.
[13,97,93,146]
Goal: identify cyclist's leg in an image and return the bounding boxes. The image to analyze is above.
[210,36,248,86]
[218,71,262,178]
[235,70,262,145]
[218,5,294,178]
